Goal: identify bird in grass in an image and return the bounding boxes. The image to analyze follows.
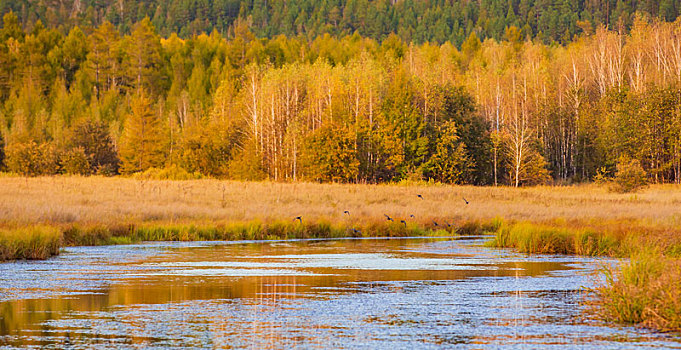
[417,194,424,200]
[462,197,469,205]
[384,214,394,222]
[344,210,350,216]
[400,220,407,228]
[444,220,452,228]
[294,216,302,223]
[351,228,362,235]
[432,220,439,227]
[410,214,415,218]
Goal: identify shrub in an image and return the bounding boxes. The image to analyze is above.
[61,147,91,175]
[132,164,203,180]
[228,139,267,181]
[68,119,119,175]
[299,123,359,183]
[6,141,60,176]
[612,157,647,193]
[593,166,611,185]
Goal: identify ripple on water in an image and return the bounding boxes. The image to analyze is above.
[0,237,680,349]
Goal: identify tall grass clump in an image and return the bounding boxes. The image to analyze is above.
[487,221,621,256]
[62,224,136,246]
[0,226,62,261]
[594,250,681,332]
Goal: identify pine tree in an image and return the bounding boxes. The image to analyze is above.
[119,92,167,174]
[123,17,165,95]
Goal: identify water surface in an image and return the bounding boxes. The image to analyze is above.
[0,237,679,349]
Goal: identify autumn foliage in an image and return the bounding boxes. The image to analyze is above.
[1,13,681,186]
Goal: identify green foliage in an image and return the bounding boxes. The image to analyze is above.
[68,119,119,175]
[300,123,359,183]
[119,92,167,174]
[60,147,91,175]
[0,14,680,186]
[612,157,648,193]
[0,226,61,261]
[439,86,491,184]
[488,221,620,256]
[6,141,59,176]
[422,121,472,184]
[6,0,669,45]
[228,140,267,181]
[178,123,237,177]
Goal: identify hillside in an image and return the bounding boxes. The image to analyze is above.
[1,0,679,44]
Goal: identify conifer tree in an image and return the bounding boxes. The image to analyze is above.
[119,91,166,174]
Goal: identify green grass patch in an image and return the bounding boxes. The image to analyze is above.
[486,221,621,256]
[0,226,62,261]
[50,217,473,250]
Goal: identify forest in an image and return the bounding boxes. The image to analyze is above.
[1,10,681,185]
[1,0,680,44]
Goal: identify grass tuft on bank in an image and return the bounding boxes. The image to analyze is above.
[0,218,471,261]
[0,226,61,261]
[486,221,622,256]
[594,251,681,332]
[485,219,681,332]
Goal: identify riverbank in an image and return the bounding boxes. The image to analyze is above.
[2,176,681,332]
[486,219,681,332]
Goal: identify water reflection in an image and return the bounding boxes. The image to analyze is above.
[0,237,679,348]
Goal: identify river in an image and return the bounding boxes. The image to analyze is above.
[0,236,679,349]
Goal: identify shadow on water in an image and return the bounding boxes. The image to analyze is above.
[0,237,680,348]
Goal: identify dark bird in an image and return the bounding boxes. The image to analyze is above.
[417,194,424,200]
[445,220,452,228]
[432,220,439,227]
[410,214,415,218]
[294,216,302,223]
[351,228,362,235]
[344,210,350,216]
[384,214,394,222]
[462,197,469,205]
[400,220,407,227]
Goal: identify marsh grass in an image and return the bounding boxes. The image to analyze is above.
[486,221,622,256]
[487,220,681,332]
[59,219,455,246]
[594,250,681,332]
[3,177,681,229]
[3,176,681,331]
[0,226,61,260]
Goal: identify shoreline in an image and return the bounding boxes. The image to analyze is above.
[2,176,680,332]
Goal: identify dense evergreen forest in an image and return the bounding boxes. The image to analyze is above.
[1,6,681,185]
[1,0,680,44]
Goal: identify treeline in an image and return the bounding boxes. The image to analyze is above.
[1,0,680,44]
[1,13,681,185]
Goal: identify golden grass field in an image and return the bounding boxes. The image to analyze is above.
[1,176,680,228]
